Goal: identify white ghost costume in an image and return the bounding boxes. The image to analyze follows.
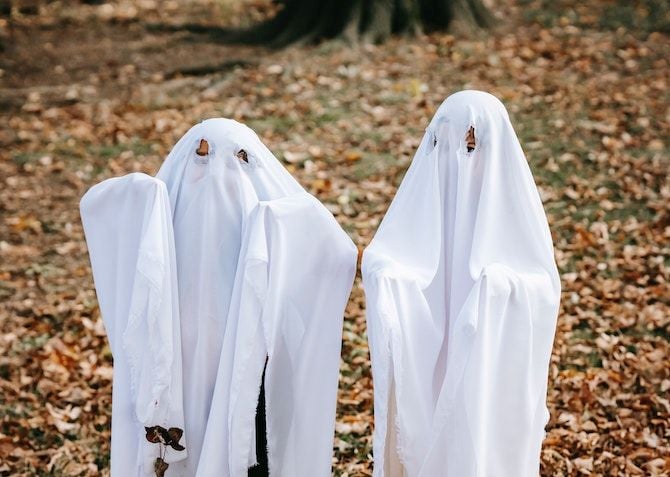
[362,91,561,477]
[81,119,358,476]
[80,173,187,476]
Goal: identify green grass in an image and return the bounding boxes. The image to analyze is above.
[247,115,298,135]
[11,151,43,167]
[351,152,397,180]
[14,333,50,354]
[89,139,154,160]
[519,0,670,35]
[569,325,597,342]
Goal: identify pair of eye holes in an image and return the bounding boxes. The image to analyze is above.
[433,127,477,153]
[196,131,475,162]
[196,139,249,163]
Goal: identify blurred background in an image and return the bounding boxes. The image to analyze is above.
[0,0,668,475]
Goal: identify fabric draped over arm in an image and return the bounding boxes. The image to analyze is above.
[80,173,186,476]
[259,194,358,477]
[196,193,357,477]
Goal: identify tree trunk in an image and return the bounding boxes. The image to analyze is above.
[169,0,491,48]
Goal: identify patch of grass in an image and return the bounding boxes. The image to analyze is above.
[570,325,597,342]
[333,430,372,471]
[560,350,604,371]
[14,333,50,353]
[519,0,670,35]
[604,202,656,223]
[247,115,297,135]
[11,151,43,167]
[0,403,29,420]
[25,262,65,279]
[378,91,411,106]
[351,152,397,180]
[625,325,670,341]
[340,221,358,236]
[18,139,157,175]
[28,427,49,446]
[94,452,110,471]
[598,0,670,35]
[89,139,154,160]
[312,109,347,126]
[340,362,366,380]
[585,351,604,368]
[0,281,14,300]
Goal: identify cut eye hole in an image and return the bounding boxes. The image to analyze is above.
[236,149,248,163]
[466,127,476,152]
[196,139,209,156]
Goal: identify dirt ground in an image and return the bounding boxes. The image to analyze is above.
[0,0,668,475]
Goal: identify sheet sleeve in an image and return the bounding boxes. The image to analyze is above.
[260,194,358,477]
[80,173,187,471]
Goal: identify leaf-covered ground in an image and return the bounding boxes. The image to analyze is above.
[0,1,668,475]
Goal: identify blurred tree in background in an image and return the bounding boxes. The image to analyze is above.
[224,0,492,46]
[155,0,492,47]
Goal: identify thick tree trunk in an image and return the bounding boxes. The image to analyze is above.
[167,0,491,48]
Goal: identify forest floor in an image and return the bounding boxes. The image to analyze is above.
[0,0,668,475]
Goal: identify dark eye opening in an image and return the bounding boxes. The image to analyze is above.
[236,149,249,163]
[196,139,209,156]
[466,127,476,153]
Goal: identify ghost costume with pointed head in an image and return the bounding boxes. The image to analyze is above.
[362,91,561,477]
[81,119,358,476]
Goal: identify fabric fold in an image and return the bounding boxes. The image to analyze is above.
[80,173,187,476]
[259,195,358,477]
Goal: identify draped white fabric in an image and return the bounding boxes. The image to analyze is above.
[362,91,561,477]
[195,194,357,477]
[81,119,357,476]
[80,173,187,476]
